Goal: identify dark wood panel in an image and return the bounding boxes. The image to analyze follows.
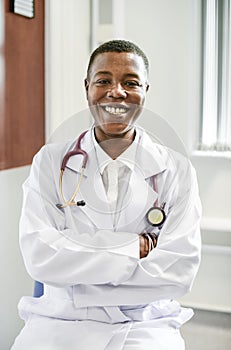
[0,0,44,170]
[0,1,6,167]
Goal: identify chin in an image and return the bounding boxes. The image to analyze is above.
[100,123,133,137]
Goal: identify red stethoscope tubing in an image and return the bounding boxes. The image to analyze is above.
[61,130,88,171]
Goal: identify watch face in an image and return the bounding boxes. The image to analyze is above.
[146,207,166,227]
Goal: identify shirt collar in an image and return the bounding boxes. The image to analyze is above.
[92,128,139,174]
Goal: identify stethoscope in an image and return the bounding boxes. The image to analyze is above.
[56,130,88,210]
[56,130,166,228]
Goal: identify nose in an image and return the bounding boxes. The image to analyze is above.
[107,83,127,98]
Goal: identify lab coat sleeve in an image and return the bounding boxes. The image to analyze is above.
[118,159,202,300]
[19,145,139,287]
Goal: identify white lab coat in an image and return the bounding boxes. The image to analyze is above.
[12,127,201,349]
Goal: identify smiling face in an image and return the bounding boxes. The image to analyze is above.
[85,52,149,142]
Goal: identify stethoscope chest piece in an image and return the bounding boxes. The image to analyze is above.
[146,206,166,227]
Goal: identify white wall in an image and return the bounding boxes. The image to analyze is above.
[121,0,200,150]
[0,167,32,349]
[45,0,91,138]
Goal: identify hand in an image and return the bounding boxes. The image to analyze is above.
[139,234,149,258]
[139,233,158,258]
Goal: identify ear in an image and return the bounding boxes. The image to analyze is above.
[84,78,89,99]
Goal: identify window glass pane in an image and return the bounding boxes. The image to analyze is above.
[200,0,231,152]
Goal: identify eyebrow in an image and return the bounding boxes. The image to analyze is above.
[93,71,141,79]
[94,71,112,77]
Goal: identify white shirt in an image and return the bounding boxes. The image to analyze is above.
[93,129,138,226]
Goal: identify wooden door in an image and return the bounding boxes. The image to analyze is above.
[0,0,45,170]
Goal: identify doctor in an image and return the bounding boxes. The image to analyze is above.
[12,40,201,349]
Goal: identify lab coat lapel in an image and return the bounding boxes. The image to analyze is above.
[116,168,158,232]
[116,128,167,232]
[66,130,114,230]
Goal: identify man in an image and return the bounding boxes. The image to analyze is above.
[12,40,201,349]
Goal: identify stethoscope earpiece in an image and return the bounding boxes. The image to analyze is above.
[76,200,86,206]
[56,200,86,210]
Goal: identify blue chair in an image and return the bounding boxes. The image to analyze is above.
[33,281,44,297]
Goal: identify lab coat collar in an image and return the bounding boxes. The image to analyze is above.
[136,127,167,178]
[66,126,167,178]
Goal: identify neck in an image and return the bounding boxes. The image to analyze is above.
[94,127,135,159]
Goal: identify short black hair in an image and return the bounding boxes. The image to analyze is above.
[87,39,149,78]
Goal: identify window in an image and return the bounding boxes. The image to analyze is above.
[199,0,231,152]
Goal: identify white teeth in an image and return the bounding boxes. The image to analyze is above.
[105,106,127,114]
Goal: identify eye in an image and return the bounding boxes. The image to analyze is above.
[123,80,142,88]
[95,79,111,86]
